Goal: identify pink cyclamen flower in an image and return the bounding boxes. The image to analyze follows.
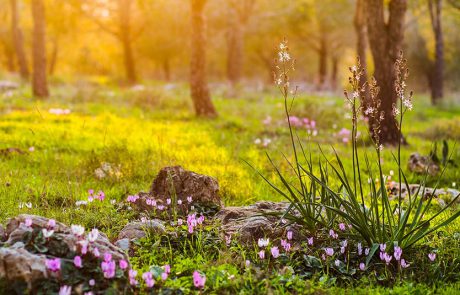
[101,260,116,279]
[89,279,95,286]
[394,246,402,261]
[334,260,341,267]
[380,243,386,252]
[329,229,338,239]
[166,198,171,205]
[129,269,138,286]
[325,248,334,256]
[119,260,128,270]
[74,256,83,268]
[258,238,269,248]
[48,219,56,228]
[271,247,280,258]
[142,272,155,288]
[307,237,314,246]
[245,260,251,267]
[103,252,112,262]
[46,258,61,272]
[400,259,410,268]
[177,199,182,205]
[283,242,291,252]
[383,253,392,265]
[187,196,193,203]
[193,271,206,289]
[225,235,232,246]
[357,243,363,256]
[359,263,365,271]
[59,285,71,295]
[127,195,139,203]
[24,218,33,227]
[97,191,105,201]
[338,223,346,231]
[161,272,168,281]
[259,250,265,259]
[88,228,99,242]
[42,228,54,238]
[93,247,100,258]
[177,218,183,226]
[287,231,293,240]
[428,253,437,262]
[164,264,171,274]
[365,248,370,256]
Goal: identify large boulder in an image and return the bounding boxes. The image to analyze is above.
[135,166,222,215]
[215,201,303,245]
[0,215,129,291]
[408,153,440,176]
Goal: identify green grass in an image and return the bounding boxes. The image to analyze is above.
[0,82,459,293]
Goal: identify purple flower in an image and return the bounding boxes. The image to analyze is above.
[380,243,386,252]
[164,264,171,274]
[394,246,402,261]
[142,272,155,288]
[259,250,265,259]
[161,272,168,281]
[287,231,293,240]
[225,235,232,246]
[400,259,410,268]
[258,238,269,248]
[283,242,291,252]
[187,196,193,203]
[127,195,139,203]
[119,260,128,270]
[245,260,251,267]
[101,260,116,279]
[129,269,138,286]
[428,252,436,262]
[59,285,71,295]
[357,243,362,256]
[89,279,95,286]
[193,271,206,289]
[271,247,280,258]
[365,248,370,256]
[359,263,365,271]
[103,252,112,262]
[24,218,33,227]
[325,248,334,256]
[177,218,183,226]
[329,229,338,239]
[97,191,105,201]
[74,256,83,268]
[338,223,346,231]
[92,247,100,258]
[307,237,314,246]
[46,258,61,272]
[48,219,56,229]
[382,253,392,265]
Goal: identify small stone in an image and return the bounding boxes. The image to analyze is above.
[407,153,440,176]
[115,238,130,251]
[117,219,166,241]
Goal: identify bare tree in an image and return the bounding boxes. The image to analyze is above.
[11,0,29,80]
[428,0,444,104]
[366,0,407,145]
[190,0,217,117]
[31,0,49,97]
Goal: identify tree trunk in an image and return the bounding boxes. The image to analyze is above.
[119,0,137,84]
[163,58,171,81]
[3,42,15,72]
[48,36,58,75]
[317,33,328,90]
[354,0,370,110]
[31,0,49,98]
[226,2,245,87]
[428,0,444,104]
[11,0,29,80]
[366,0,407,145]
[190,0,217,117]
[330,55,338,91]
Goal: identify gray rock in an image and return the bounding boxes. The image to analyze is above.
[0,248,49,289]
[216,201,303,245]
[135,166,222,214]
[388,184,460,203]
[117,219,166,241]
[407,153,440,176]
[115,238,130,251]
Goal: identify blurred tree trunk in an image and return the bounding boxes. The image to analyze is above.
[2,41,15,72]
[226,0,255,88]
[428,0,444,104]
[48,36,58,75]
[366,0,407,145]
[11,0,29,80]
[330,55,338,91]
[317,31,328,90]
[163,58,171,81]
[190,0,217,117]
[31,0,49,98]
[354,0,369,109]
[119,0,137,84]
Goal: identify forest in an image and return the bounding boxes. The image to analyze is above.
[0,0,460,294]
